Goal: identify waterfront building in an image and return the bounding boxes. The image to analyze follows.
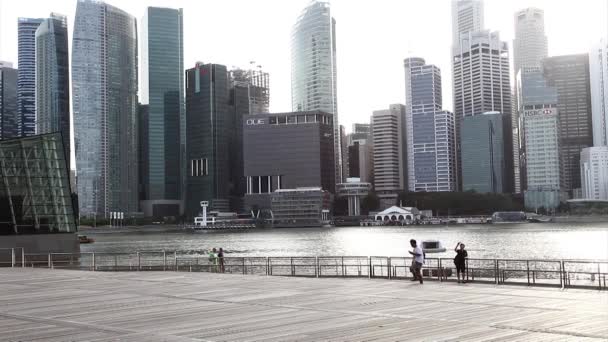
[230,66,270,114]
[336,178,371,216]
[543,54,593,195]
[242,111,335,211]
[139,7,184,217]
[404,57,456,192]
[580,146,608,200]
[0,62,18,140]
[372,104,407,207]
[461,112,507,193]
[35,14,70,171]
[590,40,608,146]
[513,7,549,194]
[17,17,44,137]
[0,133,79,254]
[291,0,341,186]
[452,30,513,192]
[72,0,139,218]
[451,0,484,48]
[271,188,331,227]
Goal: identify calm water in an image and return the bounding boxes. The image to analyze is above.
[80,222,608,260]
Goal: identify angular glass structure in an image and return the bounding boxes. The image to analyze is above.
[0,133,76,234]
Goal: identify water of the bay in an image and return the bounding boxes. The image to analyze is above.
[80,222,608,260]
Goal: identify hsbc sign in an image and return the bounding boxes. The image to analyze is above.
[524,108,556,117]
[246,118,265,126]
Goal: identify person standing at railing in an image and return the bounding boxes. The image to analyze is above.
[409,239,424,284]
[208,248,218,272]
[218,248,225,273]
[454,242,468,283]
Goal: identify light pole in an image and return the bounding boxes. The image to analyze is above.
[200,201,209,227]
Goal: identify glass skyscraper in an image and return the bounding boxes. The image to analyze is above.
[291,0,341,187]
[0,62,19,140]
[17,17,44,137]
[72,0,139,218]
[35,13,70,171]
[140,7,184,210]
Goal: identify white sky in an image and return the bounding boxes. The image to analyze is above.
[0,0,607,133]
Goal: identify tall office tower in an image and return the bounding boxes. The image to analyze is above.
[590,40,608,146]
[17,17,44,137]
[371,104,407,207]
[461,112,508,193]
[451,0,484,48]
[340,125,348,179]
[139,7,184,217]
[580,146,608,200]
[543,55,593,195]
[513,8,548,193]
[35,14,70,170]
[518,66,564,210]
[138,104,149,203]
[291,0,341,186]
[404,57,456,192]
[0,62,18,140]
[230,66,270,114]
[229,76,252,212]
[72,0,139,218]
[185,63,233,216]
[347,123,373,184]
[452,30,513,192]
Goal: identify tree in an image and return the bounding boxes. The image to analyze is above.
[361,192,380,215]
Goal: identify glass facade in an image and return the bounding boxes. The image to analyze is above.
[141,7,184,202]
[35,14,70,171]
[0,133,76,234]
[18,18,44,137]
[72,0,138,218]
[291,0,341,187]
[271,188,331,227]
[0,64,19,140]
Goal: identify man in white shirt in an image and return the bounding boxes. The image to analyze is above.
[408,239,424,284]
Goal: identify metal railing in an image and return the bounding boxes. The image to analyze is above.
[4,250,607,290]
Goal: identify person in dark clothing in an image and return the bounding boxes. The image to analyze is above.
[454,242,468,283]
[218,248,225,273]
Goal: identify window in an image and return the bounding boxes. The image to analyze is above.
[191,158,208,176]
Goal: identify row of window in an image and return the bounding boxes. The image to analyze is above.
[191,158,208,177]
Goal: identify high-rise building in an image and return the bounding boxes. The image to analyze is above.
[347,123,372,184]
[72,0,139,218]
[35,14,70,170]
[140,7,184,216]
[340,125,348,180]
[590,40,608,146]
[452,30,513,192]
[451,0,484,48]
[230,66,270,114]
[580,146,608,200]
[291,0,341,186]
[512,8,548,194]
[17,17,44,137]
[461,112,508,193]
[543,54,593,195]
[0,62,18,140]
[372,104,407,207]
[404,57,456,192]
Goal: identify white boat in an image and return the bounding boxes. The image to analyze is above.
[421,240,446,253]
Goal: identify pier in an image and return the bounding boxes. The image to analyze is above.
[1,268,607,341]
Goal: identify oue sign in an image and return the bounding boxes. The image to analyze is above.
[246,118,265,126]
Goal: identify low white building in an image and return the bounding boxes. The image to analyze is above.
[374,206,420,222]
[581,147,608,200]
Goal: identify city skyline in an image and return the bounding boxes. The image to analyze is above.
[0,0,606,132]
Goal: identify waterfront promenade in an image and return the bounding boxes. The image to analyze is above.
[1,268,607,341]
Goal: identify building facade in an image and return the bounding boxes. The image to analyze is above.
[451,0,484,48]
[230,66,270,114]
[0,62,18,140]
[590,40,608,147]
[543,54,593,195]
[17,17,44,137]
[35,14,70,170]
[347,123,372,184]
[404,57,456,192]
[291,0,341,186]
[461,112,507,193]
[580,147,608,200]
[72,0,139,218]
[271,188,331,227]
[242,111,335,211]
[140,7,184,215]
[372,104,407,207]
[452,30,513,192]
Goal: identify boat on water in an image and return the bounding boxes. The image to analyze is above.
[421,240,446,253]
[491,211,527,224]
[78,235,94,244]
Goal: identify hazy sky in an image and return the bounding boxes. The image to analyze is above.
[1,0,607,132]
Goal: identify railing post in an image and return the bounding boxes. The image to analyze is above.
[163,251,167,271]
[174,251,177,271]
[388,257,391,280]
[560,260,564,289]
[21,248,25,268]
[526,260,530,286]
[92,253,96,271]
[291,257,294,276]
[11,248,15,268]
[315,257,319,278]
[48,253,52,269]
[342,256,345,277]
[598,263,602,290]
[368,257,372,279]
[244,257,247,275]
[137,252,141,271]
[494,259,499,285]
[438,258,442,282]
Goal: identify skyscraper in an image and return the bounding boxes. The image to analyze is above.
[513,7,548,193]
[581,147,608,200]
[17,17,43,137]
[0,62,18,140]
[451,0,484,48]
[230,66,270,114]
[140,7,184,215]
[590,40,608,146]
[72,0,139,218]
[291,0,341,186]
[372,104,407,207]
[543,54,593,195]
[404,57,456,192]
[35,13,70,170]
[452,30,513,192]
